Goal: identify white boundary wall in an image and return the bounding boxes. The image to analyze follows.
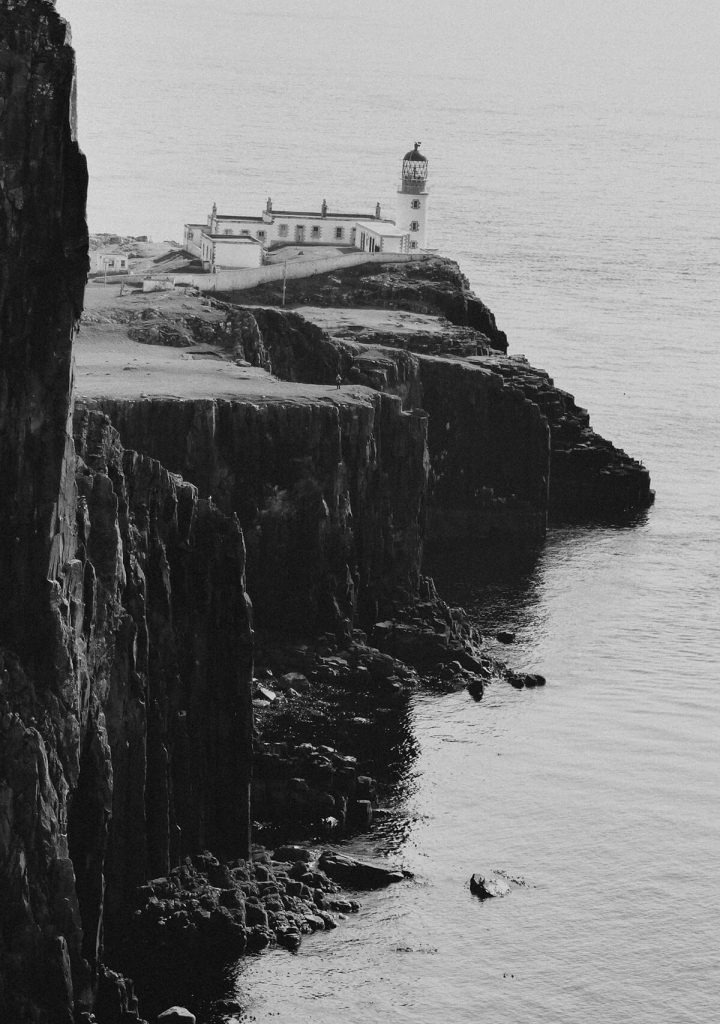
[171,250,424,294]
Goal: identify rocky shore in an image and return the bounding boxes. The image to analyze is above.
[0,5,652,1023]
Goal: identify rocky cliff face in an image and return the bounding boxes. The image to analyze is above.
[0,6,89,1016]
[415,356,551,540]
[1,408,254,1024]
[0,0,88,673]
[83,394,429,637]
[0,8,254,1022]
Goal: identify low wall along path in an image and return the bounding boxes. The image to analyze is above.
[172,250,423,293]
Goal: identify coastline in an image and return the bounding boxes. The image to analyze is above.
[0,10,654,1019]
[74,245,650,1018]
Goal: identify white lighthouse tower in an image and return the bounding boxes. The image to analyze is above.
[395,142,429,250]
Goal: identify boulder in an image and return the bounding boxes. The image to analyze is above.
[469,873,511,899]
[273,844,313,863]
[466,677,484,700]
[318,851,407,890]
[279,672,311,693]
[157,1008,196,1024]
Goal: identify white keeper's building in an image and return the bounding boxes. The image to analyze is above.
[183,144,430,272]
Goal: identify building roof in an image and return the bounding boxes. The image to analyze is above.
[217,210,376,222]
[207,232,262,244]
[355,220,407,237]
[216,214,265,223]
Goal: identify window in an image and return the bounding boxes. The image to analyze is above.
[278,223,289,237]
[224,229,232,235]
[257,230,266,240]
[335,227,344,240]
[410,220,419,232]
[311,226,321,238]
[411,199,420,209]
[409,241,418,249]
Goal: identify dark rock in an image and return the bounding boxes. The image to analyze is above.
[245,926,273,952]
[277,929,302,952]
[273,845,313,863]
[469,873,511,899]
[496,630,516,644]
[157,1006,196,1023]
[467,677,484,700]
[318,851,406,890]
[278,672,311,693]
[349,799,374,829]
[245,903,268,929]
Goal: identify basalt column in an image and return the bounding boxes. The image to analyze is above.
[0,0,88,670]
[0,4,90,1021]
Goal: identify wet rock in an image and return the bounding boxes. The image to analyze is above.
[277,672,311,693]
[277,928,302,952]
[496,630,515,644]
[246,926,273,952]
[466,677,484,700]
[255,685,278,702]
[469,873,511,899]
[273,845,313,863]
[318,851,407,890]
[157,1007,196,1024]
[349,799,374,829]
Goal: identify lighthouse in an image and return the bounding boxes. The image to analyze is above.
[395,142,429,250]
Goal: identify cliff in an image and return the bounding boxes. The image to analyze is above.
[0,0,87,672]
[1,407,254,1023]
[0,8,253,1022]
[77,389,429,638]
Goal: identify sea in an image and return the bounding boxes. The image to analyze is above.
[56,2,720,1022]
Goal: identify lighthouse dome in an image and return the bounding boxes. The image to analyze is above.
[403,142,427,163]
[401,142,429,193]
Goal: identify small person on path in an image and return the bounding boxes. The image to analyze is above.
[336,374,342,389]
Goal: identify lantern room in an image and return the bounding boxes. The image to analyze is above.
[400,142,429,194]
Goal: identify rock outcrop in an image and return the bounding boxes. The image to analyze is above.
[218,256,509,352]
[85,393,429,636]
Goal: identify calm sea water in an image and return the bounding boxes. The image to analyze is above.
[57,2,720,1021]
